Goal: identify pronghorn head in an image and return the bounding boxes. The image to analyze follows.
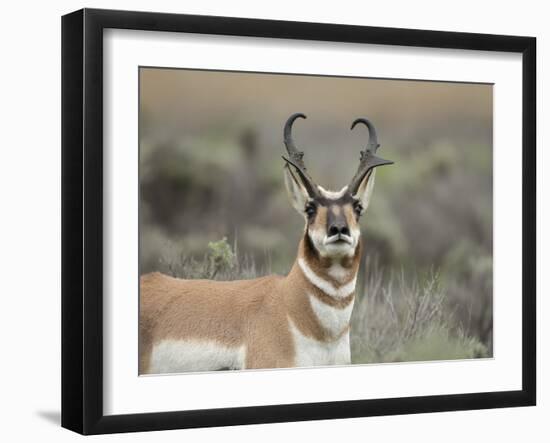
[282,113,393,260]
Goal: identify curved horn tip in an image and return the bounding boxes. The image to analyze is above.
[284,113,307,141]
[284,113,308,155]
[350,117,372,130]
[288,113,307,123]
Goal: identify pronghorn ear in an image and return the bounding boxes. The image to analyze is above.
[353,169,376,214]
[284,164,311,214]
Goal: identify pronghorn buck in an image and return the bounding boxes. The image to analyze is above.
[139,113,393,374]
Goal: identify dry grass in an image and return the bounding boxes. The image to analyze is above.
[351,259,488,363]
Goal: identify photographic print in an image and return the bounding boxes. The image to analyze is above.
[138,68,493,375]
[62,9,535,433]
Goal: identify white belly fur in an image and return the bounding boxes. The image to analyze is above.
[149,339,246,374]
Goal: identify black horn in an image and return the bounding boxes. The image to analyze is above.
[348,118,394,196]
[282,113,319,198]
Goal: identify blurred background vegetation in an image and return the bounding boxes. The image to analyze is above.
[139,68,493,363]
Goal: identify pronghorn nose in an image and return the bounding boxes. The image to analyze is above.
[328,223,350,237]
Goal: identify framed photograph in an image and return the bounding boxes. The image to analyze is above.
[62,8,536,435]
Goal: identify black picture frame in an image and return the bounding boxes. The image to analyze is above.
[61,8,536,435]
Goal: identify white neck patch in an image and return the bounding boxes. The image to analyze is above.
[327,263,351,282]
[298,258,356,299]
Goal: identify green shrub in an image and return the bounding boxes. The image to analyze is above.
[207,237,236,278]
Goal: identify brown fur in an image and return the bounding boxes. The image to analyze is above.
[140,272,292,372]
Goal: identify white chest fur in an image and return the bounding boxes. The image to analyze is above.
[290,293,354,367]
[290,321,351,367]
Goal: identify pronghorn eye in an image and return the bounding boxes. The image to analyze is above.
[305,202,317,218]
[353,201,363,217]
